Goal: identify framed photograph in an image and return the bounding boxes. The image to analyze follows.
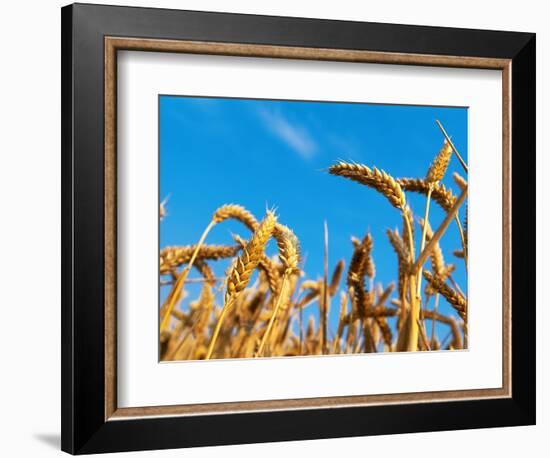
[61,3,536,454]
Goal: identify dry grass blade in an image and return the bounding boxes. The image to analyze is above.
[330,162,406,209]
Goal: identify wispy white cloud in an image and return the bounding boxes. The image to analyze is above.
[257,108,317,159]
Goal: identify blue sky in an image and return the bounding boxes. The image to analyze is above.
[159,95,468,345]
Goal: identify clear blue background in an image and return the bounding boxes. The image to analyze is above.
[159,95,468,346]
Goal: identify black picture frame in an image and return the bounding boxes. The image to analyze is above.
[61,3,535,454]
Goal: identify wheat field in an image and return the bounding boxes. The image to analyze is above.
[159,122,468,361]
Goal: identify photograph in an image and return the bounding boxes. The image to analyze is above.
[158,95,469,361]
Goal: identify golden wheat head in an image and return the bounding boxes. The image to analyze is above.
[160,244,240,274]
[329,162,405,209]
[273,224,301,275]
[426,140,453,183]
[225,211,277,303]
[423,270,467,320]
[212,204,259,231]
[397,178,456,212]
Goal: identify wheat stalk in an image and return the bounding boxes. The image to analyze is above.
[412,186,468,276]
[206,211,277,359]
[387,227,420,352]
[256,224,300,356]
[321,222,329,354]
[418,219,445,276]
[332,292,348,353]
[387,229,410,299]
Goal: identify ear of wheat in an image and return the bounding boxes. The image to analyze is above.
[225,211,277,303]
[417,141,453,301]
[233,234,280,294]
[330,162,406,209]
[397,178,456,212]
[273,224,301,275]
[329,260,345,297]
[426,140,453,184]
[213,204,259,231]
[423,270,467,321]
[160,244,240,274]
[347,233,374,319]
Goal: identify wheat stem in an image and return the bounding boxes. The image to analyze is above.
[431,293,440,343]
[416,185,433,298]
[400,209,420,352]
[455,214,468,271]
[205,298,235,360]
[417,317,431,351]
[322,221,329,354]
[412,187,468,275]
[256,275,289,357]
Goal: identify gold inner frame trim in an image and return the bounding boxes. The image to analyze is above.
[104,36,512,421]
